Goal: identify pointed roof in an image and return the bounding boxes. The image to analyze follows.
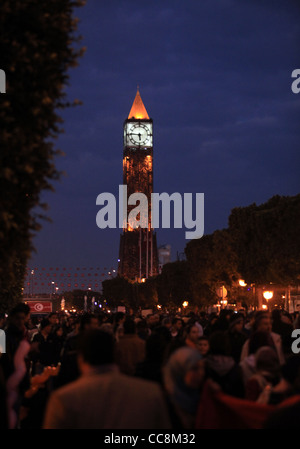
[128,87,150,120]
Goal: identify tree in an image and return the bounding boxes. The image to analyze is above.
[228,194,300,285]
[156,260,191,309]
[0,1,85,312]
[102,276,133,310]
[137,277,159,310]
[185,229,239,307]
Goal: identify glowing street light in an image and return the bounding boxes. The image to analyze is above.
[31,270,35,296]
[263,291,273,301]
[239,280,247,287]
[182,301,189,308]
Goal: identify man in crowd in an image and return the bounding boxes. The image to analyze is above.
[43,329,171,429]
[240,312,285,365]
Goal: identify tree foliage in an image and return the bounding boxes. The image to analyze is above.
[228,194,300,285]
[156,261,190,308]
[185,229,239,307]
[102,277,134,310]
[0,0,85,312]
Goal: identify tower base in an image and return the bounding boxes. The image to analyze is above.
[118,229,159,281]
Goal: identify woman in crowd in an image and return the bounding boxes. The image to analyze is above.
[163,347,205,428]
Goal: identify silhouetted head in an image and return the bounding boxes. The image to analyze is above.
[77,329,115,367]
[209,331,231,356]
[123,318,136,335]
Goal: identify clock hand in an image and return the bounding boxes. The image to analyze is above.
[130,132,142,140]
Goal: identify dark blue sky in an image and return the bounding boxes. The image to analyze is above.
[27,0,300,290]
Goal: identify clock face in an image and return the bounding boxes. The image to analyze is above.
[126,122,152,147]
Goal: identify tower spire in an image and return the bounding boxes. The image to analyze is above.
[128,87,149,120]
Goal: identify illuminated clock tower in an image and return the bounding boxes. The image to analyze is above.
[118,88,159,281]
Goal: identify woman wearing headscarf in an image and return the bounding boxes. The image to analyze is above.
[163,347,205,429]
[245,346,281,402]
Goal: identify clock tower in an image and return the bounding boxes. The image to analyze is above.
[118,88,159,281]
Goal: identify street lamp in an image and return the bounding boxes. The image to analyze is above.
[263,291,273,300]
[31,270,34,296]
[51,281,55,298]
[262,290,273,310]
[239,280,247,287]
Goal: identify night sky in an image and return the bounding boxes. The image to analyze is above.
[27,0,300,291]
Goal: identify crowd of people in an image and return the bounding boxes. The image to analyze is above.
[0,303,300,429]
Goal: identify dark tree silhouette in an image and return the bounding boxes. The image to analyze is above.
[0,1,85,312]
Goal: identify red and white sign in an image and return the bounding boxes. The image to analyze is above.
[26,301,52,314]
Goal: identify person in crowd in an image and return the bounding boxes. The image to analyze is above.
[50,324,65,366]
[153,323,172,346]
[26,316,39,341]
[198,336,210,357]
[43,329,171,429]
[170,317,184,339]
[293,312,300,329]
[203,312,218,336]
[135,318,150,340]
[161,316,172,333]
[99,321,114,335]
[135,331,169,385]
[163,346,205,429]
[62,315,77,337]
[1,304,32,428]
[55,313,99,387]
[245,346,281,402]
[243,311,255,337]
[48,313,59,328]
[1,305,29,379]
[240,312,285,365]
[16,303,31,332]
[263,399,300,429]
[0,365,8,429]
[239,330,275,386]
[226,313,247,363]
[113,311,125,342]
[146,313,160,334]
[265,354,300,405]
[198,311,209,330]
[183,323,201,350]
[186,313,204,337]
[114,318,146,375]
[65,316,80,339]
[205,330,244,398]
[213,309,232,332]
[271,309,294,358]
[0,313,6,330]
[31,318,54,373]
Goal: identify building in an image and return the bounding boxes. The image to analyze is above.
[118,88,159,281]
[158,244,171,273]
